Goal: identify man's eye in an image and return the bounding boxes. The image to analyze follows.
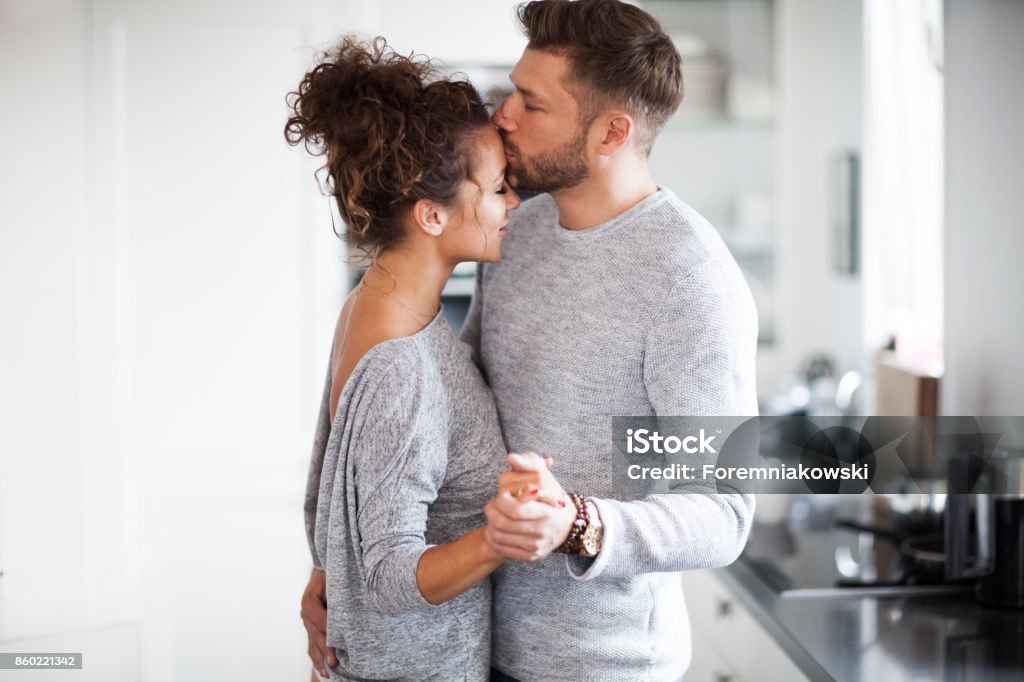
[524,104,539,112]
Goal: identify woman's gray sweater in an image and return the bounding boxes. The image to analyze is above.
[304,311,506,681]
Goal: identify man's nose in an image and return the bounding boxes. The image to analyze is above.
[492,98,517,132]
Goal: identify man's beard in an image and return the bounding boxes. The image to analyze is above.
[504,128,589,194]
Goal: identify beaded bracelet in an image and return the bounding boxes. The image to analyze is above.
[553,492,589,555]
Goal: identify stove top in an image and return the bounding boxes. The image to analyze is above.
[741,495,971,599]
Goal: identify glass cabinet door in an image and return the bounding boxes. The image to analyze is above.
[643,0,777,345]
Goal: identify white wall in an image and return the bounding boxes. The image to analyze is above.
[0,1,527,679]
[355,0,525,64]
[1,0,351,679]
[943,0,1024,420]
[770,0,864,395]
[0,0,113,647]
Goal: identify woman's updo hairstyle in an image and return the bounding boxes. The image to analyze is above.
[285,37,490,255]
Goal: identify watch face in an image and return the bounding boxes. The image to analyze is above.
[580,501,603,556]
[582,527,603,556]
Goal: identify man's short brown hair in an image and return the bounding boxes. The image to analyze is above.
[517,0,683,155]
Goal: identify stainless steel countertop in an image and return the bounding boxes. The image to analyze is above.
[717,557,1024,681]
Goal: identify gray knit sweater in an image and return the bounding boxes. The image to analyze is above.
[460,189,758,682]
[305,311,507,681]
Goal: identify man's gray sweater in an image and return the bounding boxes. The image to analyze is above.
[460,189,758,682]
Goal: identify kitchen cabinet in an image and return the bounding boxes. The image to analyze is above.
[644,0,868,401]
[682,569,809,682]
[643,0,778,348]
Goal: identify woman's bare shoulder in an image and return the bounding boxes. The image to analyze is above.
[329,297,423,418]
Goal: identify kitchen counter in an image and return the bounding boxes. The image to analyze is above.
[717,557,1024,681]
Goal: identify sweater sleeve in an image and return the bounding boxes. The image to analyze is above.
[304,347,335,571]
[568,261,758,580]
[348,359,448,616]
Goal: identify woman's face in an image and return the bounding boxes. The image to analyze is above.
[445,125,520,263]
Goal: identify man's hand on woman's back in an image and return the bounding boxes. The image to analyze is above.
[301,568,336,678]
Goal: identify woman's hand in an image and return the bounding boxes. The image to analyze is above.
[498,452,567,508]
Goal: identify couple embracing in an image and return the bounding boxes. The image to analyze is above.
[289,1,758,680]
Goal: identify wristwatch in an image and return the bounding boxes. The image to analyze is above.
[579,500,604,557]
[554,493,605,557]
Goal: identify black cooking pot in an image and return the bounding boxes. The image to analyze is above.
[834,520,951,586]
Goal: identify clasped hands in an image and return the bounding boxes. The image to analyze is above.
[484,452,578,562]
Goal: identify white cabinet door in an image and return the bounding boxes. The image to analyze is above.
[82,2,336,679]
[682,570,809,682]
[2,0,342,678]
[688,623,742,682]
[0,0,136,645]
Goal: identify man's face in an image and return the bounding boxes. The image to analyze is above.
[492,48,593,193]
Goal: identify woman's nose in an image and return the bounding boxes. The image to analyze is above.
[506,185,521,210]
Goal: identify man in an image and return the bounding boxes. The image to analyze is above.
[302,1,757,679]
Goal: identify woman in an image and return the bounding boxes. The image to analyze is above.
[286,37,558,681]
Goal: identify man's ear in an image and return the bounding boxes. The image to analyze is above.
[597,112,634,156]
[410,198,447,237]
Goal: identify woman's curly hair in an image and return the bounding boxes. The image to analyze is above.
[284,37,490,255]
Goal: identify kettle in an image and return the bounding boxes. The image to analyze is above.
[946,447,1024,608]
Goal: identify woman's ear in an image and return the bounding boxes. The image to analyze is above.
[410,199,448,237]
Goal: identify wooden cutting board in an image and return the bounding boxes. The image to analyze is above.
[875,352,941,416]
